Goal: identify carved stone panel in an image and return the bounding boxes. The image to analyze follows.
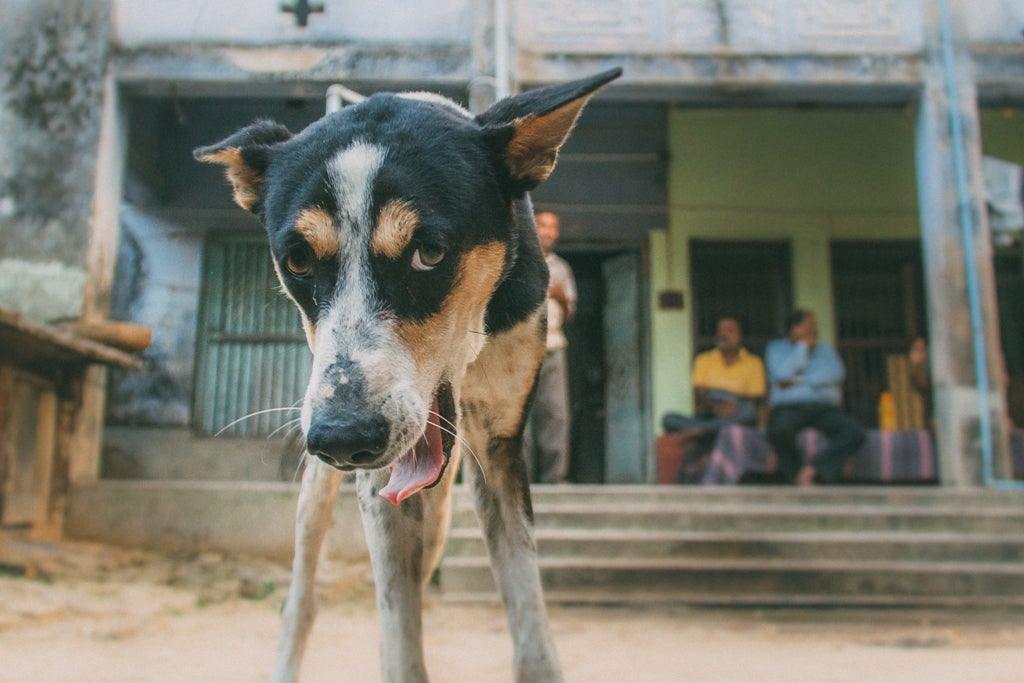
[666,1,727,50]
[797,0,901,39]
[526,0,653,49]
[517,0,924,54]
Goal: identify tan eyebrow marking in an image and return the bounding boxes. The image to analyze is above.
[372,199,419,259]
[294,207,339,260]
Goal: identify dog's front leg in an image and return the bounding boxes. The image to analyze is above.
[272,458,344,683]
[357,469,430,682]
[464,434,562,683]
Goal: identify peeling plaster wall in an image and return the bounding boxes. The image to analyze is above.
[0,0,111,322]
[105,204,201,427]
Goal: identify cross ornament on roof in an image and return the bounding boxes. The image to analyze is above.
[280,0,324,27]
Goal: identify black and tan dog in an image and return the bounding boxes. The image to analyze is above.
[195,68,620,682]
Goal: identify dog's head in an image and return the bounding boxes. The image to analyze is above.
[195,69,620,504]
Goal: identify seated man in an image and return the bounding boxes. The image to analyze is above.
[765,309,865,486]
[662,316,766,439]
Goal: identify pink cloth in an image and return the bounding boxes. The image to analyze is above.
[699,425,937,485]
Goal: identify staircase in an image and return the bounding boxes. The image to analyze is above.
[440,485,1024,607]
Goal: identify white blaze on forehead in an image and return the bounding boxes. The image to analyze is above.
[321,140,387,334]
[327,141,387,246]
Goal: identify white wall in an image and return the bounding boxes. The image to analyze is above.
[113,0,472,46]
[517,0,926,54]
[966,0,1024,43]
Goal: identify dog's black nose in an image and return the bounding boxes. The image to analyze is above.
[306,414,389,469]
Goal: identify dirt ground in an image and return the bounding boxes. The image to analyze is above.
[1,541,1023,683]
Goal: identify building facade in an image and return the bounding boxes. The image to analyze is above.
[1,0,1021,493]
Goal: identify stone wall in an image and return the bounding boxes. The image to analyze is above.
[0,0,111,322]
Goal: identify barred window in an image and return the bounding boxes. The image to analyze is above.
[194,236,311,437]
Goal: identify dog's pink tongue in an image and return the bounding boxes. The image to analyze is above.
[379,417,445,505]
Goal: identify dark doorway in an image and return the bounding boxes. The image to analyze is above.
[562,252,607,483]
[560,248,647,483]
[995,246,1024,426]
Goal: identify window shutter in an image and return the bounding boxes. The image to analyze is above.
[195,237,311,437]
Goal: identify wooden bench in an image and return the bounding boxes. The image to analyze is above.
[657,424,939,485]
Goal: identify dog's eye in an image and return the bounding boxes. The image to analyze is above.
[411,244,446,272]
[284,246,315,277]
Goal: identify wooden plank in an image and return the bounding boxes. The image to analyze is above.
[887,354,926,431]
[0,309,140,369]
[67,367,106,486]
[0,366,14,526]
[30,387,58,541]
[1,375,36,526]
[66,321,152,353]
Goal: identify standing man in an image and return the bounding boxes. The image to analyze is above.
[765,309,865,485]
[523,210,577,484]
[662,316,765,437]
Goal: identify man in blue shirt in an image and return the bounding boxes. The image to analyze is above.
[765,309,865,485]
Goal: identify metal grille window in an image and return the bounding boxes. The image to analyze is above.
[195,236,311,437]
[690,240,792,358]
[831,241,925,427]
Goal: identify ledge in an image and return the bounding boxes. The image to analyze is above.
[0,309,142,370]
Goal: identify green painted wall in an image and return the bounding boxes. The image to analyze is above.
[652,107,921,428]
[981,108,1024,163]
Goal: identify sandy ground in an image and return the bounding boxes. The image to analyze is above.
[1,541,1023,683]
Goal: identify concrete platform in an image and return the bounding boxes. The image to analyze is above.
[65,480,365,562]
[65,481,1024,607]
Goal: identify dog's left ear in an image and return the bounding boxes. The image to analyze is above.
[476,67,622,193]
[193,120,293,213]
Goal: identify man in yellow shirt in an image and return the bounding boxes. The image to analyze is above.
[663,316,766,436]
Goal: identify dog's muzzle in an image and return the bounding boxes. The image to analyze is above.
[306,382,456,505]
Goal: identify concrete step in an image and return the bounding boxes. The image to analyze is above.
[442,486,1024,606]
[441,588,1024,608]
[440,556,1024,607]
[456,484,1024,509]
[451,503,1024,534]
[444,528,1024,563]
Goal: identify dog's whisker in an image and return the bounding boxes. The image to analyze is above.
[427,408,457,432]
[293,450,309,484]
[215,406,302,437]
[267,417,303,440]
[426,417,485,483]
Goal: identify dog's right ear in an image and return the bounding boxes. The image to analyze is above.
[476,68,621,194]
[193,120,293,213]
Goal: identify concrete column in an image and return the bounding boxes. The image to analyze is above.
[791,235,836,347]
[469,0,497,114]
[72,73,128,484]
[915,0,1011,486]
[469,0,518,115]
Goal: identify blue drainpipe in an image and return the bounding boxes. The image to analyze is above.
[937,0,1021,489]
